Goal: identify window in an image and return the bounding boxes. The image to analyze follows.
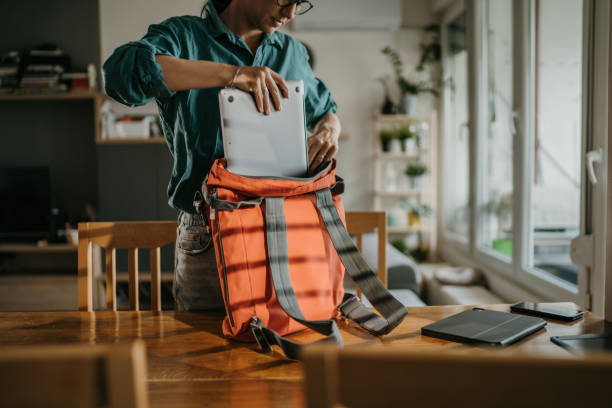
[444,9,470,240]
[480,0,514,259]
[528,0,582,287]
[441,0,594,304]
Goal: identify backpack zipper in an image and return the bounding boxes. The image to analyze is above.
[213,189,235,327]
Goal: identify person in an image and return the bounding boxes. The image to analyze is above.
[103,0,341,311]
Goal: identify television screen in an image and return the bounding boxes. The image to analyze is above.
[0,166,51,241]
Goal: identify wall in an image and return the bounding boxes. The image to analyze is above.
[0,0,101,225]
[100,0,203,62]
[1,0,100,71]
[99,0,203,116]
[291,29,436,210]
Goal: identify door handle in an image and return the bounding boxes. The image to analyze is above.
[509,111,518,136]
[586,148,602,184]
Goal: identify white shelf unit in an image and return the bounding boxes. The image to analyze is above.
[372,113,438,261]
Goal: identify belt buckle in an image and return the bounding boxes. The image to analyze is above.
[250,316,272,354]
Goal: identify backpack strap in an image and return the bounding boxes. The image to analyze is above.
[252,197,343,360]
[252,194,407,359]
[314,188,408,334]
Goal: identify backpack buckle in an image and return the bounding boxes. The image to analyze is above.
[250,316,272,354]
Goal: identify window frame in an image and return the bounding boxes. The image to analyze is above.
[439,0,595,304]
[472,0,515,278]
[440,0,471,251]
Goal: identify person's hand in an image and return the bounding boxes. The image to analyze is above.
[308,125,339,173]
[231,66,289,115]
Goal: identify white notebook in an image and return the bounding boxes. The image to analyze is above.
[218,80,308,178]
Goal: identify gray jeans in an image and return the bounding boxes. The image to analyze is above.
[174,211,225,311]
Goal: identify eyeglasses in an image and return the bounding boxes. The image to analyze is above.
[275,0,313,16]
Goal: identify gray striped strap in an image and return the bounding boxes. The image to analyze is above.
[315,188,408,335]
[254,197,343,360]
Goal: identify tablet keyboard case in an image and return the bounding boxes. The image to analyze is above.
[421,308,547,346]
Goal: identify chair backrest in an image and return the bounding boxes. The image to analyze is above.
[79,214,382,311]
[78,221,178,312]
[0,341,149,408]
[303,345,612,408]
[345,211,387,287]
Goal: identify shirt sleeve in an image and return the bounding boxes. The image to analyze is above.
[102,18,184,107]
[297,43,338,132]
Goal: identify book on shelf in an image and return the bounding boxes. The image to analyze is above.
[29,49,64,57]
[0,65,18,76]
[0,51,21,93]
[0,75,19,88]
[62,72,90,92]
[24,64,65,73]
[21,75,60,82]
[13,84,68,95]
[22,46,71,76]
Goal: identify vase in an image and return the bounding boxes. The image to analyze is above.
[381,139,391,152]
[390,207,408,227]
[402,138,416,154]
[390,139,402,154]
[381,96,398,114]
[400,94,418,115]
[409,176,423,189]
[383,163,398,192]
[408,212,421,228]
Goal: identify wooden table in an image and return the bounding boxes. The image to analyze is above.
[0,304,605,408]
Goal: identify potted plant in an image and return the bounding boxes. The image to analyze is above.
[381,46,439,116]
[484,192,513,257]
[408,204,433,228]
[379,129,395,152]
[416,24,441,72]
[391,239,409,254]
[408,244,430,262]
[405,161,427,189]
[396,125,415,153]
[377,76,398,114]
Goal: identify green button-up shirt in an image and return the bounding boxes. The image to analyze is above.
[103,3,337,213]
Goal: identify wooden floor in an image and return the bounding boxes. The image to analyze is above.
[0,304,605,407]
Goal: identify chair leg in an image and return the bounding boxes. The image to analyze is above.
[150,247,162,312]
[106,249,117,311]
[128,248,139,311]
[78,236,93,312]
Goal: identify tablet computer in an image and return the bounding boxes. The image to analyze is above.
[551,333,612,353]
[421,308,547,346]
[218,79,308,178]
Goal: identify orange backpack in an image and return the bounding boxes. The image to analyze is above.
[203,159,407,359]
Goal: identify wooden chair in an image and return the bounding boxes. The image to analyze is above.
[78,213,383,311]
[78,221,178,312]
[303,345,612,408]
[0,340,149,408]
[345,211,388,288]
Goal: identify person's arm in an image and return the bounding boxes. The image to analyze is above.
[103,20,186,107]
[104,17,287,112]
[308,113,341,172]
[297,41,340,172]
[155,56,288,114]
[154,56,235,90]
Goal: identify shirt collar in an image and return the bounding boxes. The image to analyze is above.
[262,31,282,49]
[205,2,231,38]
[205,2,283,50]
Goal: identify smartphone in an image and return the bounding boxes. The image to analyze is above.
[510,301,584,322]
